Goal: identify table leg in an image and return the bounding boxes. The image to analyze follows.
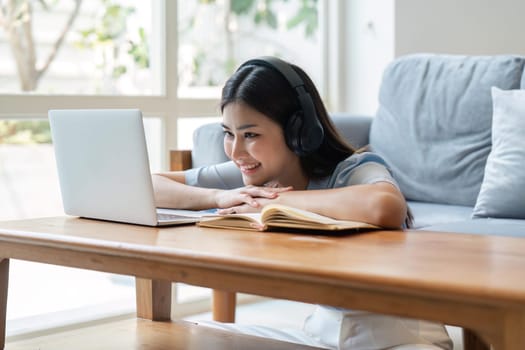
[135,278,171,321]
[463,328,490,350]
[0,259,9,350]
[495,309,525,350]
[464,309,525,350]
[212,290,236,323]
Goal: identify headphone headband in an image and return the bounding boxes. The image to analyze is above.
[240,56,305,89]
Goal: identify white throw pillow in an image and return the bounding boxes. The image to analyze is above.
[473,87,525,218]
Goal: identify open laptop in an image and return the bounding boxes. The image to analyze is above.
[48,109,201,226]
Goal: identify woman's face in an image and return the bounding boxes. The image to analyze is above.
[222,102,304,187]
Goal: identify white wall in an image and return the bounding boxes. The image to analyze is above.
[395,0,525,56]
[343,0,525,115]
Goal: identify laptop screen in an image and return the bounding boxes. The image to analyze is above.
[49,109,161,226]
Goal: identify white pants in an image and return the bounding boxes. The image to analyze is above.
[198,306,453,350]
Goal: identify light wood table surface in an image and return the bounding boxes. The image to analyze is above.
[0,216,524,350]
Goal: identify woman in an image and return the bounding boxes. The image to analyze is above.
[152,56,452,350]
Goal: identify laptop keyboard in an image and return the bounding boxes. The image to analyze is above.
[157,213,192,221]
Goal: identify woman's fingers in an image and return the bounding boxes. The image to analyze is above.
[240,192,260,207]
[216,185,293,210]
[243,185,293,198]
[239,186,292,207]
[217,203,255,214]
[217,207,239,215]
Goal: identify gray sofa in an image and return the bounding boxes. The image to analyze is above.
[189,53,525,238]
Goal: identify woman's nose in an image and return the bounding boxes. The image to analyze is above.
[230,138,246,159]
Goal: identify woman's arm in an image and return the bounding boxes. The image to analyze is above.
[277,182,407,228]
[152,172,291,210]
[227,182,407,229]
[152,172,219,210]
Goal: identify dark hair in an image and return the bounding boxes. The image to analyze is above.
[220,60,355,179]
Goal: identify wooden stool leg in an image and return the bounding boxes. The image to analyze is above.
[463,328,490,350]
[0,259,9,350]
[135,278,172,321]
[212,290,236,323]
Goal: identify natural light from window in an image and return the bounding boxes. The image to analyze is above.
[0,0,159,95]
[177,0,321,98]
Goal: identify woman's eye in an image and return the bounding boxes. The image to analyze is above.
[223,130,233,138]
[244,132,258,138]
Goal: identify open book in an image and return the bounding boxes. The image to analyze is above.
[197,204,380,232]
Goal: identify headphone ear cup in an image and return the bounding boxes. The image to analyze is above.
[285,112,304,155]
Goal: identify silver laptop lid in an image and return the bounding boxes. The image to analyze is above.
[49,109,159,226]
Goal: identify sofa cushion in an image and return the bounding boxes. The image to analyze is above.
[370,54,525,206]
[473,87,525,219]
[422,218,525,238]
[407,201,473,229]
[329,114,372,149]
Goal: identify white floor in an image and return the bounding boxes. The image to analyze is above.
[186,298,315,330]
[186,299,464,350]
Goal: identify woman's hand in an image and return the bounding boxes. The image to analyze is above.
[217,197,278,214]
[215,184,291,214]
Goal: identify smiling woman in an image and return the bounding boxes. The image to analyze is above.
[151,56,451,349]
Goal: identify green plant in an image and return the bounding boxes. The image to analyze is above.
[128,27,149,69]
[286,0,317,36]
[0,121,52,144]
[185,0,319,87]
[228,0,318,37]
[75,0,148,80]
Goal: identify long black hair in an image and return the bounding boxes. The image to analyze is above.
[220,59,356,179]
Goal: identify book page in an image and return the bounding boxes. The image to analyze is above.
[197,212,265,231]
[261,204,379,231]
[194,204,379,232]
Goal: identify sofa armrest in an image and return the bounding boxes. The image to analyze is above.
[330,113,373,149]
[192,123,230,168]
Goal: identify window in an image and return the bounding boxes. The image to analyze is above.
[0,0,332,339]
[177,0,322,98]
[0,0,160,95]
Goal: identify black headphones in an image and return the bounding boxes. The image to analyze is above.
[237,56,324,156]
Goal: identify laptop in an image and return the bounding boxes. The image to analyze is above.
[48,109,201,226]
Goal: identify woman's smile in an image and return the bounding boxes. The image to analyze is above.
[236,161,262,175]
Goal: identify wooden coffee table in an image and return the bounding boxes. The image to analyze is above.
[0,216,524,350]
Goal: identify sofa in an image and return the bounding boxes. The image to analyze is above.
[178,53,525,350]
[188,53,525,237]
